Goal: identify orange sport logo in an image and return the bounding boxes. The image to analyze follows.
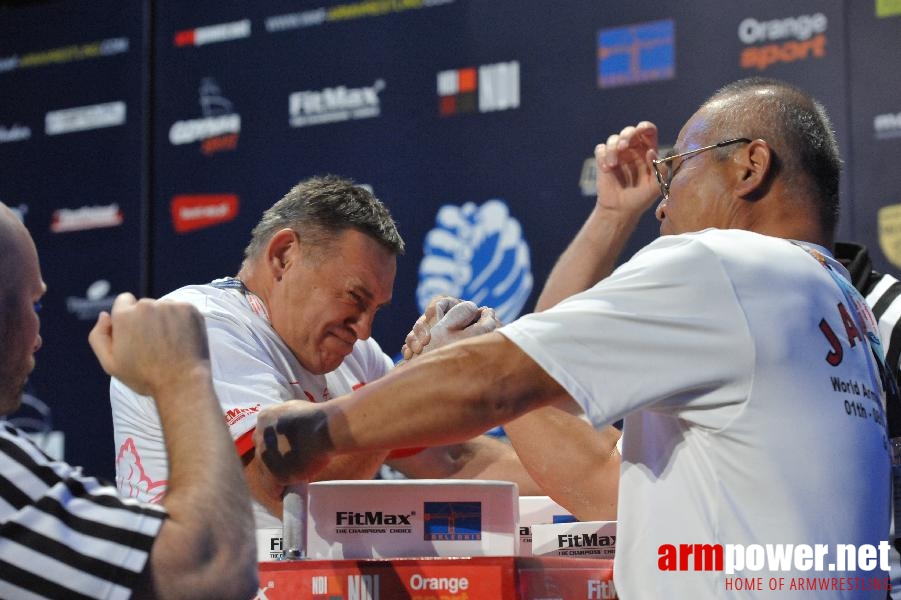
[738,13,828,71]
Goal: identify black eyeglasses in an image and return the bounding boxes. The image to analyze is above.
[651,138,752,200]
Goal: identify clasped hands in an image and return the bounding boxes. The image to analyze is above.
[252,295,501,487]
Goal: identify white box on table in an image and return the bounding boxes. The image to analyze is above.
[517,495,577,556]
[306,479,518,559]
[531,520,616,559]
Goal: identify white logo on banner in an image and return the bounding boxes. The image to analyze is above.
[289,79,384,127]
[875,112,901,140]
[0,124,31,143]
[478,61,520,112]
[417,199,533,324]
[45,101,126,135]
[169,78,241,146]
[66,279,116,320]
[737,13,827,44]
[50,204,123,233]
[8,204,28,223]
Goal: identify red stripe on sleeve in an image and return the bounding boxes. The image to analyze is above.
[235,428,254,457]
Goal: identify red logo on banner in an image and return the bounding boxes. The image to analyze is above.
[174,29,195,47]
[438,67,477,116]
[170,194,239,233]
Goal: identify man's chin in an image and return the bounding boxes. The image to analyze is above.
[319,352,349,374]
[300,348,351,375]
[0,390,23,417]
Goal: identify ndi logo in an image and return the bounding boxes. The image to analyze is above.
[423,502,482,541]
[597,19,675,88]
[437,61,520,116]
[417,199,533,325]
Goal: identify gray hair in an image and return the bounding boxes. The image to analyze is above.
[243,175,404,264]
[703,77,842,235]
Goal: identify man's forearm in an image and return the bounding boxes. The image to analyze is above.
[149,370,257,598]
[255,333,571,485]
[504,402,620,521]
[326,335,562,452]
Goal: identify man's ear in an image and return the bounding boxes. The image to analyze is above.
[734,139,773,200]
[265,228,298,281]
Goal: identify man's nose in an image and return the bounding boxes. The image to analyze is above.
[347,311,374,341]
[655,198,667,222]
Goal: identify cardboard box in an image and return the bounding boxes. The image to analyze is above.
[531,520,617,559]
[517,496,576,556]
[305,479,519,559]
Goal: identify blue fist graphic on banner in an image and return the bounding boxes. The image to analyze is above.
[417,199,533,324]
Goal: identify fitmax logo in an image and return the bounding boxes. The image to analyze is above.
[558,533,616,548]
[335,511,412,526]
[289,79,384,128]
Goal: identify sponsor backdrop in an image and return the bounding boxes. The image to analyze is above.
[1,0,899,479]
[0,0,147,478]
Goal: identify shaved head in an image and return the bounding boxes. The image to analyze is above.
[0,203,44,415]
[0,205,28,287]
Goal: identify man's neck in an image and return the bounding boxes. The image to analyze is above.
[235,264,271,314]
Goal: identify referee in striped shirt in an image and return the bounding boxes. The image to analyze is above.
[0,202,258,599]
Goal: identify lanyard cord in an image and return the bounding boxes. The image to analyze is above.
[209,277,271,322]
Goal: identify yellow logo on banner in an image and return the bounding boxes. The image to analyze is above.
[877,0,901,17]
[878,204,901,268]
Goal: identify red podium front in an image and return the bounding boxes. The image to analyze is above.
[257,556,616,599]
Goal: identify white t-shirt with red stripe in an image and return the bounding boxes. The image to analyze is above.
[109,281,393,528]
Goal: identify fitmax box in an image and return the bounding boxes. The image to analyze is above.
[517,496,576,556]
[306,479,519,559]
[532,520,617,559]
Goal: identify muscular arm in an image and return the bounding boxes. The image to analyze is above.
[254,332,573,485]
[503,401,620,521]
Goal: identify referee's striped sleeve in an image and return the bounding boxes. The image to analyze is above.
[1,423,167,599]
[866,272,901,383]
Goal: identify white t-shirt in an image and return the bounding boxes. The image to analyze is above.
[500,229,892,598]
[110,281,394,528]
